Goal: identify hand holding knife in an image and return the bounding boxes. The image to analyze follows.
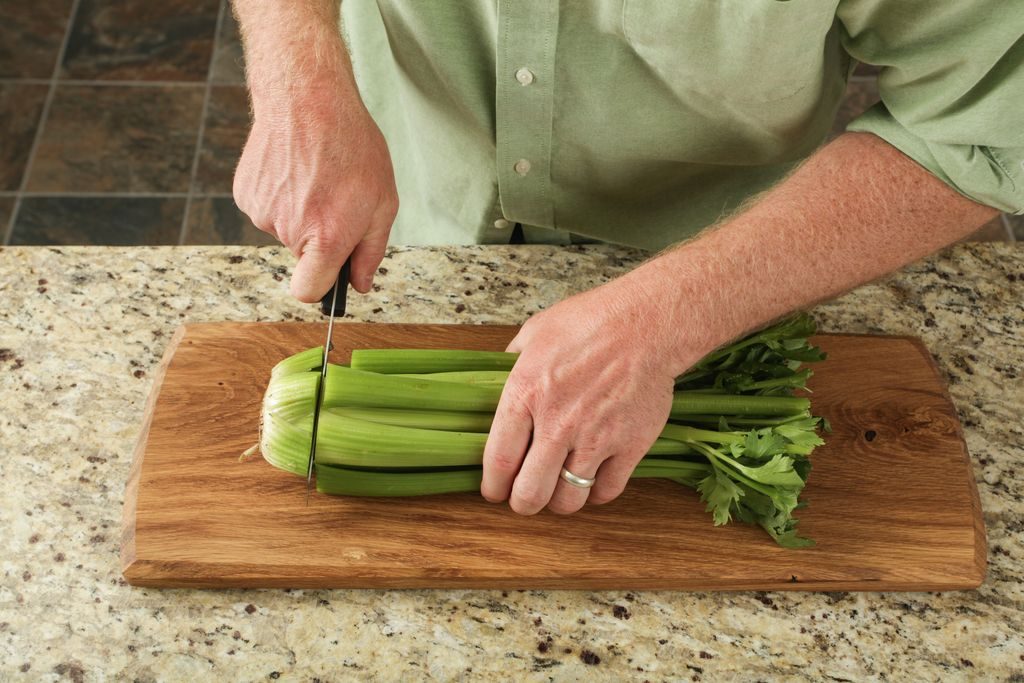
[305,256,352,503]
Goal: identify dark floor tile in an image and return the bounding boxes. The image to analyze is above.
[0,196,15,233]
[193,85,249,194]
[61,0,220,81]
[183,196,276,245]
[0,84,50,191]
[831,77,880,138]
[28,84,204,193]
[210,5,245,84]
[10,196,184,245]
[0,0,74,78]
[961,216,1011,243]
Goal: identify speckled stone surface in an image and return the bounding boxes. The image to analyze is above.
[0,244,1021,682]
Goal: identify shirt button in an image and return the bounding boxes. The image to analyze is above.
[514,159,532,176]
[493,218,511,229]
[515,67,534,86]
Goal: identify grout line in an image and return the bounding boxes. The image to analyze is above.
[179,0,229,245]
[0,191,235,198]
[1001,213,1016,243]
[4,0,82,246]
[0,78,52,85]
[6,192,190,198]
[0,78,208,88]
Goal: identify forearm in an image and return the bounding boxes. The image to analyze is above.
[633,132,999,369]
[232,0,358,109]
[231,0,398,299]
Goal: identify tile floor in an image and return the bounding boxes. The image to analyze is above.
[0,1,1017,246]
[1,0,270,246]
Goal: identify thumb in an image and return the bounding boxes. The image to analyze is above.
[289,232,352,303]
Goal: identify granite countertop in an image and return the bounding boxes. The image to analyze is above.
[1,244,1021,681]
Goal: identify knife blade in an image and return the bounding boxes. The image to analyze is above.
[306,257,352,504]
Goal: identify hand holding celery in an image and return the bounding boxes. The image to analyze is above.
[258,314,827,547]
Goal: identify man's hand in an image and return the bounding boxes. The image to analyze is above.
[234,89,397,300]
[481,273,709,514]
[481,132,995,516]
[231,0,398,301]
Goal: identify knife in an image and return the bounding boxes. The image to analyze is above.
[306,256,352,504]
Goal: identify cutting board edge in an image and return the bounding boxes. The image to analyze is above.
[121,324,190,576]
[120,558,985,592]
[901,335,988,584]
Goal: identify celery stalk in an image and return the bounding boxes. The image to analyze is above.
[351,349,517,373]
[322,365,503,412]
[670,393,809,418]
[270,346,324,379]
[316,465,483,496]
[395,370,511,385]
[315,458,713,497]
[328,406,495,432]
[316,413,488,468]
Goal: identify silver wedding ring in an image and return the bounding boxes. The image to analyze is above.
[560,467,596,489]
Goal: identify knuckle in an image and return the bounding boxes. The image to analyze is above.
[566,446,604,474]
[308,227,346,255]
[382,193,399,218]
[531,431,569,452]
[485,450,522,476]
[499,384,538,420]
[504,377,537,405]
[552,411,581,438]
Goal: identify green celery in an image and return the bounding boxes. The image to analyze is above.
[351,349,517,373]
[323,364,503,412]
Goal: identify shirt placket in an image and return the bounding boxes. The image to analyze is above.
[494,1,562,241]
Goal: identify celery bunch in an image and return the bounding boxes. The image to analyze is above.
[259,314,827,547]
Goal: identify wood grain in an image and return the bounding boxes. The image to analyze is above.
[121,323,986,590]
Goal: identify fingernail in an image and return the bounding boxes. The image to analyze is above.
[360,275,373,292]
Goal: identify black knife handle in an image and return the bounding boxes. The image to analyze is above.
[320,256,352,317]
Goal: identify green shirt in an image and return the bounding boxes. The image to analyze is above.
[341,1,1024,249]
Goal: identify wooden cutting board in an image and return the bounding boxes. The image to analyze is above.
[121,323,986,590]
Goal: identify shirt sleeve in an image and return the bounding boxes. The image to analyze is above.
[837,0,1024,214]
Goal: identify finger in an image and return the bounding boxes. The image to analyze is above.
[481,386,534,503]
[509,432,570,515]
[587,455,637,506]
[546,447,608,515]
[349,199,396,293]
[289,232,352,303]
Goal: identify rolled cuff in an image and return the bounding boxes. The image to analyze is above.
[848,104,1024,215]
